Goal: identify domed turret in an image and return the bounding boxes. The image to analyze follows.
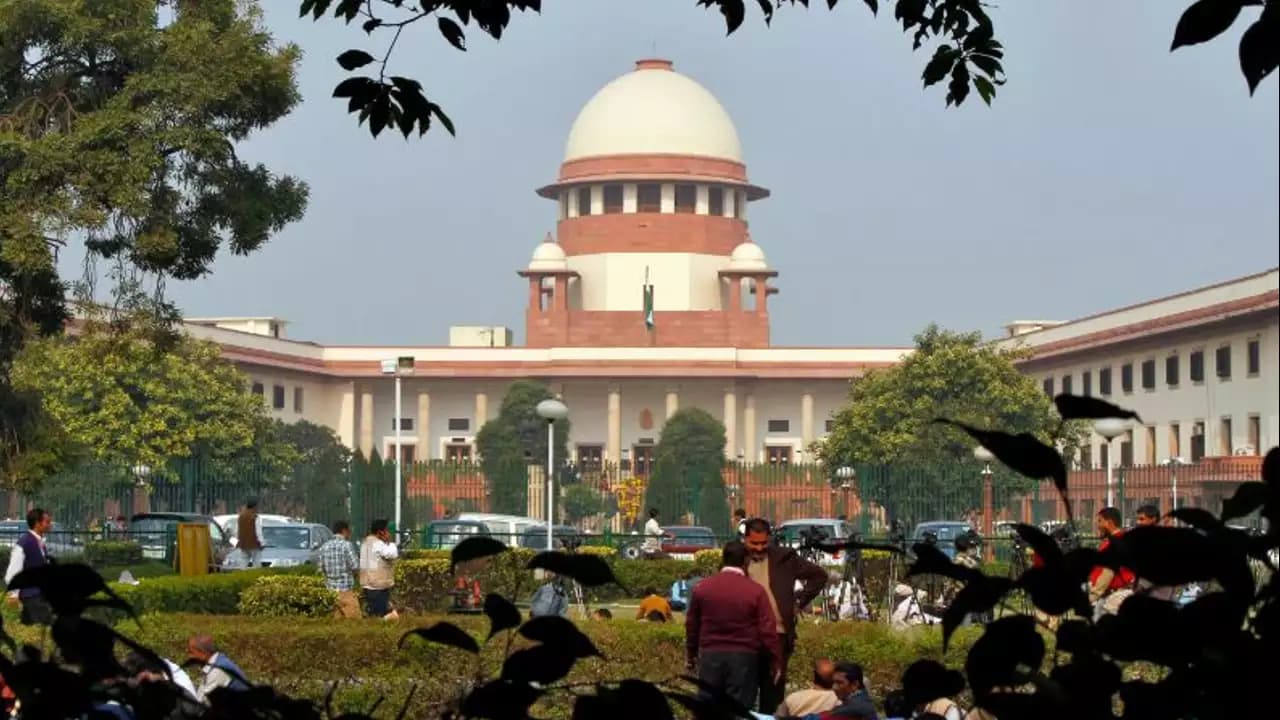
[527,236,568,273]
[728,239,769,272]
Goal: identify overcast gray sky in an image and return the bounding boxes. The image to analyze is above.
[59,0,1280,346]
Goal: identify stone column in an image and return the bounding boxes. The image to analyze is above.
[337,382,357,451]
[359,389,374,458]
[607,385,622,464]
[416,390,431,460]
[801,392,815,452]
[665,387,680,420]
[723,387,738,460]
[743,392,757,463]
[474,392,489,431]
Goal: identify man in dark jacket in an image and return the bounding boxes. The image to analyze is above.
[4,508,54,625]
[685,541,781,710]
[742,518,829,712]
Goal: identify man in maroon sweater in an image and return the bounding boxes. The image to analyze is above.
[685,541,782,710]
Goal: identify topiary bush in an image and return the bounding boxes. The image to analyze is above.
[84,540,144,567]
[239,575,337,618]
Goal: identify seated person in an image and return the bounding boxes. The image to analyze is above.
[636,587,673,621]
[669,573,699,611]
[890,584,939,629]
[591,608,613,621]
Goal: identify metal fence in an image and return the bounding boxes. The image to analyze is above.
[4,454,1266,544]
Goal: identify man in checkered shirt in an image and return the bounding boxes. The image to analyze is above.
[318,520,361,618]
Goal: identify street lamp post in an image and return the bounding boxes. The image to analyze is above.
[1094,418,1130,508]
[535,398,569,552]
[973,446,995,561]
[381,356,416,535]
[835,466,855,518]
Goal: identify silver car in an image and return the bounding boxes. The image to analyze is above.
[221,521,333,570]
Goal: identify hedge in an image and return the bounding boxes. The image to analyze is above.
[87,565,317,622]
[239,575,337,618]
[84,540,144,567]
[33,612,982,718]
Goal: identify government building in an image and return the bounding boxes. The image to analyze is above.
[181,59,1279,476]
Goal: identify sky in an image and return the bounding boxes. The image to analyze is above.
[58,0,1280,347]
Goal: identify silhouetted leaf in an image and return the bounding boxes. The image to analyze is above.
[452,536,508,571]
[527,551,619,588]
[1094,595,1183,664]
[1055,619,1094,655]
[754,0,775,26]
[702,0,747,34]
[8,564,134,620]
[1107,526,1253,598]
[362,18,381,33]
[907,542,975,582]
[1171,0,1245,51]
[1017,547,1097,617]
[902,659,966,708]
[483,593,522,641]
[1264,446,1279,485]
[966,615,1044,695]
[1170,507,1224,531]
[942,574,1013,649]
[946,61,970,105]
[399,622,479,654]
[936,420,1069,503]
[863,0,878,15]
[669,676,756,719]
[974,75,995,105]
[501,644,578,685]
[438,17,468,51]
[922,45,958,86]
[519,615,602,658]
[612,680,675,720]
[461,680,542,720]
[1013,523,1064,566]
[1053,394,1142,422]
[1220,482,1266,522]
[336,49,375,70]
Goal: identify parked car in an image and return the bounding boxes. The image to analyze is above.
[0,521,84,558]
[128,512,232,567]
[423,520,491,550]
[517,524,581,551]
[222,521,333,570]
[775,518,856,566]
[455,512,543,546]
[213,513,300,547]
[661,525,718,560]
[910,521,978,560]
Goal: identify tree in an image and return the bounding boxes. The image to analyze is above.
[645,408,726,527]
[302,0,1275,139]
[820,323,1084,526]
[561,484,605,526]
[475,380,570,516]
[9,317,290,481]
[272,419,353,526]
[1,0,307,482]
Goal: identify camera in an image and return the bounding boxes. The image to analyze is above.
[798,526,830,549]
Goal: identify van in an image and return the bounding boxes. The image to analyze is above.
[455,513,543,546]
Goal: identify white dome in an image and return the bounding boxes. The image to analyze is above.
[564,60,742,163]
[528,240,567,272]
[728,241,768,271]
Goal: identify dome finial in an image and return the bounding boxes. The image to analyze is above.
[544,231,555,245]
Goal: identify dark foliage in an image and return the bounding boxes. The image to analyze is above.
[300,0,1273,138]
[4,398,1276,718]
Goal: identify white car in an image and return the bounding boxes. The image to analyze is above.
[214,513,301,547]
[775,518,856,567]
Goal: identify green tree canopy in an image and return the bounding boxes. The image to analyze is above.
[819,324,1084,528]
[645,407,728,531]
[10,318,290,481]
[821,324,1080,467]
[272,419,353,525]
[475,380,570,516]
[1,0,306,484]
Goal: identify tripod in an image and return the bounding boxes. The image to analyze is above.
[826,539,870,622]
[560,538,590,619]
[1005,538,1033,616]
[881,534,933,627]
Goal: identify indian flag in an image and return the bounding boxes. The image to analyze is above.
[643,282,655,330]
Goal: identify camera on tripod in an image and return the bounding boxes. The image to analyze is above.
[798,526,830,549]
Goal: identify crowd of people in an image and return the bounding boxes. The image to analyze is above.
[2,498,1164,719]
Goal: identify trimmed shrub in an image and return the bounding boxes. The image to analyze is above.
[576,545,617,559]
[95,566,316,622]
[239,575,336,618]
[693,549,721,575]
[85,540,144,567]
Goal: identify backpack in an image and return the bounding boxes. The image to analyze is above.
[530,582,567,618]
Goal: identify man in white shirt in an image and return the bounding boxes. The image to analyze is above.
[360,518,400,620]
[186,635,249,703]
[4,508,53,625]
[642,508,668,559]
[123,651,199,702]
